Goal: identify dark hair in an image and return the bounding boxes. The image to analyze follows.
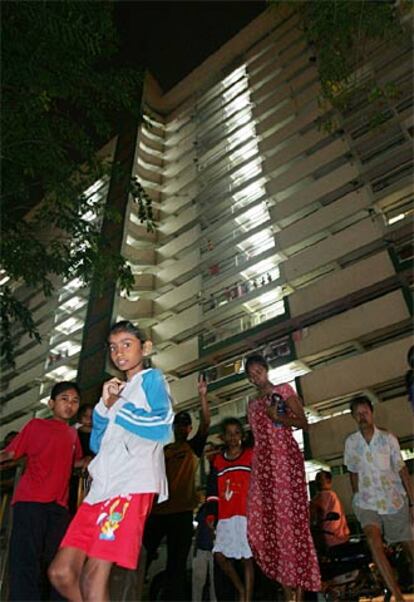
[349,396,373,414]
[50,381,81,400]
[244,353,269,375]
[174,410,192,426]
[5,431,18,443]
[316,470,332,483]
[108,320,146,344]
[5,430,18,439]
[77,403,94,420]
[220,416,244,436]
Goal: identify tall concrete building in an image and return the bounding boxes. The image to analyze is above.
[2,6,413,509]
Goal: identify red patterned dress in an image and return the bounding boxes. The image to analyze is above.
[247,383,320,591]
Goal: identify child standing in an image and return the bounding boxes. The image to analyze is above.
[0,381,84,601]
[75,404,94,457]
[206,418,254,602]
[49,320,174,602]
[69,404,95,515]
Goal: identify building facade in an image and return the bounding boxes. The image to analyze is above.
[2,6,413,509]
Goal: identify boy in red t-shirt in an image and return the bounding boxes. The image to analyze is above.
[0,381,85,601]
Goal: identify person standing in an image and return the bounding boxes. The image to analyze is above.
[0,382,84,601]
[344,396,414,602]
[206,417,254,602]
[144,375,211,601]
[49,320,173,602]
[69,404,95,515]
[244,354,320,602]
[75,403,94,456]
[192,499,217,602]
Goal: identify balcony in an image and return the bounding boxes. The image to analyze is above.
[289,249,396,317]
[295,290,410,360]
[168,335,297,405]
[200,298,287,354]
[202,267,280,314]
[299,334,412,408]
[201,240,279,290]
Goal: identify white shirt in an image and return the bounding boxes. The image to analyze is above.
[344,427,406,514]
[85,369,173,504]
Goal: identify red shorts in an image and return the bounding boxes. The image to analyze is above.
[60,493,154,569]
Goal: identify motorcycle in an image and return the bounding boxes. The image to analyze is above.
[313,512,390,601]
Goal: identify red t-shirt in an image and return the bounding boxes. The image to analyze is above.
[209,448,253,520]
[6,418,82,508]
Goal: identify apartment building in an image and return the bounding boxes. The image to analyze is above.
[2,7,413,508]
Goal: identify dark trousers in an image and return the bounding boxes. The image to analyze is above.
[144,511,194,601]
[9,501,70,601]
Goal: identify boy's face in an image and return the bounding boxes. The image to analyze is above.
[108,331,144,376]
[49,388,80,422]
[173,420,192,442]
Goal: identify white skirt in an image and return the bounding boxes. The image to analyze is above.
[213,515,252,559]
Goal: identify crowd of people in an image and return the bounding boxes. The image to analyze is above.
[0,319,413,602]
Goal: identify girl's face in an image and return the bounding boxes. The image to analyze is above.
[223,423,242,450]
[108,331,144,377]
[246,362,269,389]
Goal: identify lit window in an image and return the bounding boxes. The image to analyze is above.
[232,180,266,205]
[222,65,246,88]
[46,366,77,381]
[59,296,86,313]
[55,317,83,335]
[387,213,406,225]
[61,277,84,293]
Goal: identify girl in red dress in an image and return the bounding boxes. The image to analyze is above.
[244,354,320,602]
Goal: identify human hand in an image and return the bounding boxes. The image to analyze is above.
[81,456,92,471]
[197,373,208,398]
[0,450,15,464]
[266,405,277,421]
[102,377,125,408]
[75,456,92,471]
[206,516,215,533]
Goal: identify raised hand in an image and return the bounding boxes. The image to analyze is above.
[102,377,125,408]
[197,373,208,398]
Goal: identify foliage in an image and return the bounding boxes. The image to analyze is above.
[1,1,152,366]
[130,177,156,232]
[270,0,408,129]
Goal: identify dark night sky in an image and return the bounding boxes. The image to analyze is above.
[116,1,267,92]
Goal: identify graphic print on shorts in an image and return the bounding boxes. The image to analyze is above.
[97,496,131,541]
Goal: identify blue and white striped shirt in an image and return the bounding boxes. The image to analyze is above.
[85,368,174,504]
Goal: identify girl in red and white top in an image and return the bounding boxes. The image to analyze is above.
[206,417,253,602]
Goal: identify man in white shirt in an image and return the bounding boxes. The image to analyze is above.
[344,396,414,602]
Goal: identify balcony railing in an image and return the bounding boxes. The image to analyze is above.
[200,334,293,386]
[201,299,286,350]
[202,269,279,313]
